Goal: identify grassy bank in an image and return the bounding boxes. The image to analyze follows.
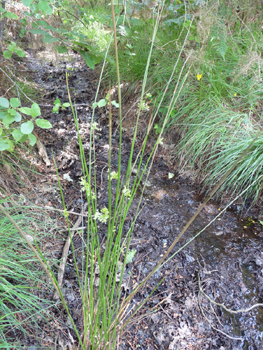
[73,0,263,205]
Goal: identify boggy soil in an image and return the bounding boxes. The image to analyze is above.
[6,50,263,349]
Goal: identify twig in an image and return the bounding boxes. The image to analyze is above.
[198,289,243,341]
[198,273,263,315]
[0,67,35,103]
[53,202,88,299]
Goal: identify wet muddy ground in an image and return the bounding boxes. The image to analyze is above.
[7,50,263,349]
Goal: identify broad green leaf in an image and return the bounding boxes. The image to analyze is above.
[0,138,11,151]
[80,51,95,70]
[31,103,41,117]
[3,50,12,59]
[0,111,9,119]
[30,29,47,35]
[4,12,18,20]
[14,112,22,122]
[97,99,107,108]
[42,34,59,43]
[28,133,37,146]
[22,0,34,6]
[19,107,32,116]
[0,98,9,109]
[3,115,15,126]
[10,98,20,108]
[54,98,61,105]
[62,103,70,108]
[38,1,53,15]
[0,7,6,13]
[20,134,28,143]
[12,129,24,142]
[16,49,26,58]
[36,20,49,28]
[92,102,98,109]
[31,3,38,13]
[8,42,16,52]
[21,121,34,134]
[51,28,61,34]
[7,139,14,152]
[7,109,17,116]
[56,45,68,54]
[35,118,52,129]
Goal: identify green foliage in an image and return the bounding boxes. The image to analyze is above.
[52,98,70,113]
[0,199,57,346]
[0,98,52,151]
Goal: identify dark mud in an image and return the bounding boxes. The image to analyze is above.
[11,50,263,349]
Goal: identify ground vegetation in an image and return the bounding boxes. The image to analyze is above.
[1,0,263,349]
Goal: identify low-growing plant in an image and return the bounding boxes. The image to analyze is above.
[0,98,52,151]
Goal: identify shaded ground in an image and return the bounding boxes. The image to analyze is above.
[3,49,263,349]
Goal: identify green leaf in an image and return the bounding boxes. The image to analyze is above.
[3,50,12,59]
[52,104,60,113]
[80,51,95,70]
[22,0,34,6]
[62,103,70,108]
[111,100,119,108]
[4,12,18,20]
[28,133,37,146]
[36,20,49,28]
[42,34,59,43]
[31,103,41,117]
[0,111,9,119]
[14,112,22,122]
[54,98,61,105]
[126,249,136,264]
[56,45,68,54]
[10,98,20,108]
[92,102,98,109]
[7,139,14,151]
[3,115,15,126]
[16,49,26,58]
[7,109,17,116]
[20,134,28,143]
[19,107,32,116]
[35,118,52,129]
[0,98,9,109]
[12,129,24,142]
[97,99,107,108]
[21,121,34,134]
[30,29,47,35]
[0,7,6,13]
[8,42,16,52]
[0,138,11,151]
[38,1,53,15]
